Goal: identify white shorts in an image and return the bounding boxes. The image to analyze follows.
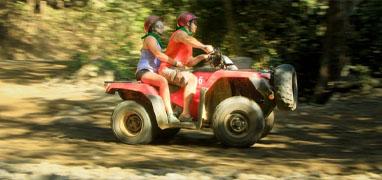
[160,67,192,87]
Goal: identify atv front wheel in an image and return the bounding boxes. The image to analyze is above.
[212,97,264,147]
[274,64,298,111]
[111,101,157,144]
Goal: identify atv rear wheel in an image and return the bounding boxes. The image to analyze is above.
[274,64,298,111]
[212,97,264,147]
[261,111,275,139]
[111,101,157,144]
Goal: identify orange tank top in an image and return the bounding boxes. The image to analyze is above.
[159,30,192,72]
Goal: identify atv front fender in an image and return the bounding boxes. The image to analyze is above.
[249,75,274,99]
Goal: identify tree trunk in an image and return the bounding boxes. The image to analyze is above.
[0,1,8,39]
[39,0,47,14]
[314,0,358,103]
[57,0,65,9]
[222,0,242,55]
[27,0,34,6]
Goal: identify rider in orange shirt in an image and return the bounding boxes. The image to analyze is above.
[159,12,214,122]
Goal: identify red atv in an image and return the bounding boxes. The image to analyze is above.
[105,50,297,147]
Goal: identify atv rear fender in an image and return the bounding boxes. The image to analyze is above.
[105,81,170,129]
[105,81,159,96]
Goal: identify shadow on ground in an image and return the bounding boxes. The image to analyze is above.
[0,60,381,176]
[0,90,381,175]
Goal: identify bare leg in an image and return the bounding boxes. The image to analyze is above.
[180,72,197,118]
[141,72,173,115]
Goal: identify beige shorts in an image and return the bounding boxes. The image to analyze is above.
[160,67,192,87]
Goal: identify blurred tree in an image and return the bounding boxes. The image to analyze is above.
[314,0,364,103]
[349,0,382,77]
[222,0,241,55]
[1,0,380,98]
[0,1,8,38]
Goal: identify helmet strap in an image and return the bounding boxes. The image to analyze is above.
[151,27,162,35]
[176,26,192,36]
[141,32,164,49]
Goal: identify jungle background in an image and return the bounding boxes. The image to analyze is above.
[1,0,381,103]
[0,0,381,179]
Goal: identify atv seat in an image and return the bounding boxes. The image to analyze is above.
[191,67,217,73]
[169,84,181,93]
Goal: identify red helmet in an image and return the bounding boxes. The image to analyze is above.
[144,15,162,32]
[177,12,197,27]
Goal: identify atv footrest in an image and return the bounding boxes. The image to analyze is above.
[180,122,197,129]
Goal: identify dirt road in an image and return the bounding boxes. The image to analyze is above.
[0,60,381,179]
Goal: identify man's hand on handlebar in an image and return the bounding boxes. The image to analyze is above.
[202,45,214,54]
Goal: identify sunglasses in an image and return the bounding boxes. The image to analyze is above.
[154,21,164,29]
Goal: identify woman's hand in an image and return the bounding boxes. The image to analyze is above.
[202,54,210,61]
[174,61,184,68]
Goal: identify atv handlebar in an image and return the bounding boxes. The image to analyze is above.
[205,48,238,70]
[206,48,223,68]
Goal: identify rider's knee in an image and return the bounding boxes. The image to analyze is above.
[188,74,197,85]
[158,76,169,87]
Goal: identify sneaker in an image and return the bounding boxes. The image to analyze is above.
[179,114,193,122]
[178,114,194,128]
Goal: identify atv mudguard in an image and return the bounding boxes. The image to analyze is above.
[105,81,170,129]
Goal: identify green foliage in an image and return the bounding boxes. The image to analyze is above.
[349,0,382,76]
[1,0,381,95]
[0,3,7,38]
[340,65,380,92]
[68,52,136,80]
[66,53,90,75]
[187,0,328,96]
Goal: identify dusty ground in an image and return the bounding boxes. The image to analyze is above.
[0,60,381,179]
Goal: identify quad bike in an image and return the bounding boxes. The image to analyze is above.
[105,49,298,147]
